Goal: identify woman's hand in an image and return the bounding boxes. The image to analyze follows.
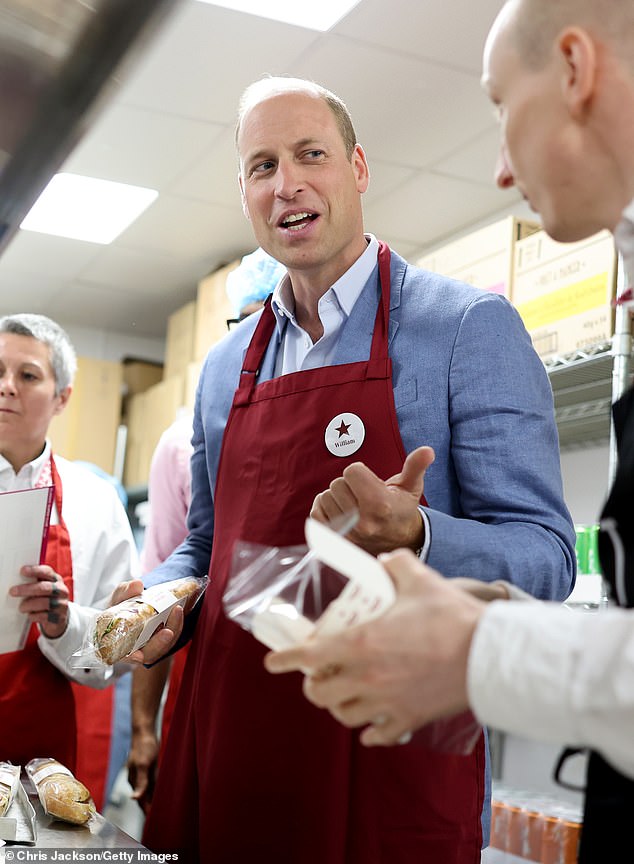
[10,564,71,638]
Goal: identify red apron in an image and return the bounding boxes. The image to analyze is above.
[0,456,112,810]
[158,643,190,763]
[144,243,485,863]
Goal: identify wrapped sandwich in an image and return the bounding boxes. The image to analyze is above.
[90,575,207,665]
[26,758,95,825]
[0,762,20,817]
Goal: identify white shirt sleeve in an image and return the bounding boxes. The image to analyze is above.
[467,601,634,779]
[37,457,140,688]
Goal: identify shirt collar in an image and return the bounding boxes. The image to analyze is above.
[0,440,51,488]
[271,234,380,334]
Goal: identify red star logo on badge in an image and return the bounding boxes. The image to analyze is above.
[335,419,351,437]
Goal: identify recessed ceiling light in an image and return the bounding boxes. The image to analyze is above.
[195,0,361,31]
[21,173,158,244]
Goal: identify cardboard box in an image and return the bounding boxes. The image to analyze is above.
[194,260,240,360]
[122,390,147,488]
[512,229,618,360]
[122,358,164,396]
[184,359,203,412]
[123,375,185,487]
[49,356,123,474]
[416,215,540,298]
[164,300,196,380]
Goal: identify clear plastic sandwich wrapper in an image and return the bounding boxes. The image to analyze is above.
[0,764,37,845]
[26,758,94,826]
[72,574,208,668]
[223,513,482,755]
[0,763,20,818]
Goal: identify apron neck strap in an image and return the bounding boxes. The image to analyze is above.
[238,242,393,396]
[369,241,391,362]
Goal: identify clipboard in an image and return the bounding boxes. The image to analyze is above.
[0,485,54,654]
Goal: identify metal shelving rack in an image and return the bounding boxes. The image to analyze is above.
[544,256,633,472]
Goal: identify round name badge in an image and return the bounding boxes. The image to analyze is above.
[324,413,365,457]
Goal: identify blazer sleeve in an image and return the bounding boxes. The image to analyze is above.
[421,291,576,600]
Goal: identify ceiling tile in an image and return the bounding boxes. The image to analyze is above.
[290,34,493,169]
[78,245,201,296]
[63,104,226,191]
[0,269,66,318]
[432,125,502,186]
[334,0,503,74]
[117,193,255,269]
[170,127,242,208]
[49,280,192,338]
[0,230,101,278]
[115,1,320,122]
[364,170,514,248]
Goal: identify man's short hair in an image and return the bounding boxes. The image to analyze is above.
[235,75,358,160]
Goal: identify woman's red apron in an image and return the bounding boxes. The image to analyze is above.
[0,456,113,810]
[144,243,485,863]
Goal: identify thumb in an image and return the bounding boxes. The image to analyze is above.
[111,578,144,606]
[386,446,435,497]
[379,548,442,594]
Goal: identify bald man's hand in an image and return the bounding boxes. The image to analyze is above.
[311,446,435,556]
[265,549,484,746]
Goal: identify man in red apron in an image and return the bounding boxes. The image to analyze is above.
[139,77,575,862]
[0,313,138,811]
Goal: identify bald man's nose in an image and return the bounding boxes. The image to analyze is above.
[495,147,515,189]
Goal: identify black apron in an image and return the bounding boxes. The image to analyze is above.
[578,385,634,862]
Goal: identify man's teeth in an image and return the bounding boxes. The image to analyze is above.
[282,212,313,229]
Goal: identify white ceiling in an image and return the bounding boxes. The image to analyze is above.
[0,0,526,341]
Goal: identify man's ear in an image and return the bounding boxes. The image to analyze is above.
[352,144,370,195]
[238,172,250,220]
[558,26,597,119]
[54,386,72,416]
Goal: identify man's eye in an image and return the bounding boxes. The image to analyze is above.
[305,150,324,159]
[252,161,275,174]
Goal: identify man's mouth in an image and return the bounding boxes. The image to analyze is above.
[279,212,318,231]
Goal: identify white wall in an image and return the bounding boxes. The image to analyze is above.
[62,323,165,364]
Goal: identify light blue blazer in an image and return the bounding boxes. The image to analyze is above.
[149,247,575,601]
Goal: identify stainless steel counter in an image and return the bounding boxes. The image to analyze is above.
[1,777,144,851]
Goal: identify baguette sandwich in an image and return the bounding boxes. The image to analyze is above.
[0,762,20,817]
[26,758,95,825]
[94,577,205,665]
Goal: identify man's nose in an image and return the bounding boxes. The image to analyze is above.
[275,160,303,198]
[495,145,516,190]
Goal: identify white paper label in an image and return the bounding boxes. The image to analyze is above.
[31,762,72,786]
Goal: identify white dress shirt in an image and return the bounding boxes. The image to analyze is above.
[271,234,380,375]
[0,442,139,687]
[467,202,634,778]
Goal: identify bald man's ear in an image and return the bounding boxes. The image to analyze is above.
[238,172,250,220]
[558,26,597,119]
